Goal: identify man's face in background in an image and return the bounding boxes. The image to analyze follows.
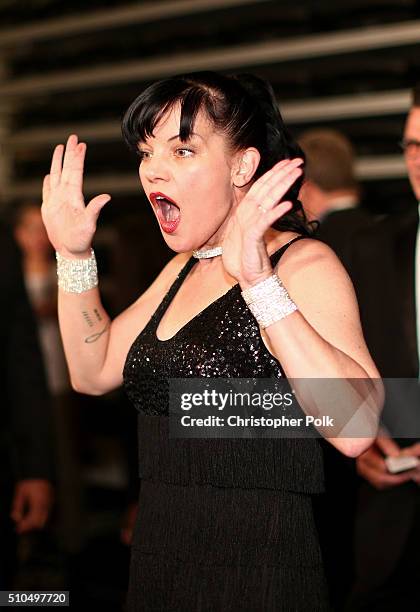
[403,106,420,200]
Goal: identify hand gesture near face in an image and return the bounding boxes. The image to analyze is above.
[41,134,111,258]
[221,158,304,287]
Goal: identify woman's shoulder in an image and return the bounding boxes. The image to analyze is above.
[272,231,336,266]
[275,233,349,291]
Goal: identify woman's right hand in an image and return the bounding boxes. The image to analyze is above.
[41,134,111,258]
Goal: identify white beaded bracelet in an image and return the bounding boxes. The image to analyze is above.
[56,248,98,293]
[241,274,298,329]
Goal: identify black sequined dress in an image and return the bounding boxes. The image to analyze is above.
[123,238,330,611]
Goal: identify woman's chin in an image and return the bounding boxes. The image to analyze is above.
[160,225,219,255]
[161,233,195,254]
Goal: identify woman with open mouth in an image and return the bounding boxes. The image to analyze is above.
[41,71,382,611]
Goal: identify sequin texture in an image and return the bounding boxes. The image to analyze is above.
[123,267,285,415]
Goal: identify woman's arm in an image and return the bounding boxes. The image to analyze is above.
[261,238,382,457]
[41,133,189,396]
[222,158,382,457]
[57,253,187,396]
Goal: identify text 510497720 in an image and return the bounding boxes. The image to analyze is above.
[0,592,69,607]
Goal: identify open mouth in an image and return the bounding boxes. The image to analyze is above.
[149,192,181,234]
[150,192,180,222]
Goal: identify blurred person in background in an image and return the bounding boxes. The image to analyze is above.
[12,202,83,556]
[0,219,54,588]
[299,129,372,270]
[13,203,70,396]
[343,86,420,610]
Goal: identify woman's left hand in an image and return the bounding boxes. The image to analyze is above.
[221,158,303,287]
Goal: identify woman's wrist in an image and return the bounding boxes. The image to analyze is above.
[56,248,98,293]
[238,267,274,291]
[56,246,93,260]
[241,273,298,329]
[239,274,272,291]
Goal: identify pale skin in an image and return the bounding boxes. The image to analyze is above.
[299,182,359,222]
[356,106,420,488]
[41,104,381,459]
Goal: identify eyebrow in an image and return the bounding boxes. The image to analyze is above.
[138,132,204,147]
[167,132,204,142]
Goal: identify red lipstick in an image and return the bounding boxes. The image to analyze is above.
[150,192,181,234]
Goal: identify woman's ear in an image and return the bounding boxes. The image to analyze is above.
[232,148,260,187]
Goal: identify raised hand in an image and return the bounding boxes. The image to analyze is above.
[41,134,111,258]
[221,158,303,287]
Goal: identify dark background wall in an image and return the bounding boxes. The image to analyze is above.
[1,0,420,226]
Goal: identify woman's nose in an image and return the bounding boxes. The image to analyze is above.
[141,156,170,183]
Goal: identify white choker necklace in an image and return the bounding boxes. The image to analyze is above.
[192,246,223,259]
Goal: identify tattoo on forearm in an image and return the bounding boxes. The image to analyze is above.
[82,308,104,329]
[84,321,110,343]
[82,310,94,327]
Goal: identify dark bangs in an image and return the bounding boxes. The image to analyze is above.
[121,77,218,152]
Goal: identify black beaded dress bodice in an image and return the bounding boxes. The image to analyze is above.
[123,249,286,414]
[123,237,330,611]
[123,238,324,494]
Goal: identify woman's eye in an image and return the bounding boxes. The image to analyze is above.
[138,150,151,162]
[176,148,194,157]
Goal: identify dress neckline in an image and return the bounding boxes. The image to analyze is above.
[154,235,306,343]
[156,279,238,343]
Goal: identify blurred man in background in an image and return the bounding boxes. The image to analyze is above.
[0,219,54,588]
[299,128,372,269]
[13,202,83,556]
[344,86,420,610]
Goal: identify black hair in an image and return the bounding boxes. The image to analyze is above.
[122,71,313,236]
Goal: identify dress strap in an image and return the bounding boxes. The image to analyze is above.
[152,255,196,326]
[151,236,307,328]
[270,235,308,268]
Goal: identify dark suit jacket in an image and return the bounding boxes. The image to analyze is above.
[0,223,54,486]
[350,209,418,378]
[316,206,374,273]
[345,208,420,590]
